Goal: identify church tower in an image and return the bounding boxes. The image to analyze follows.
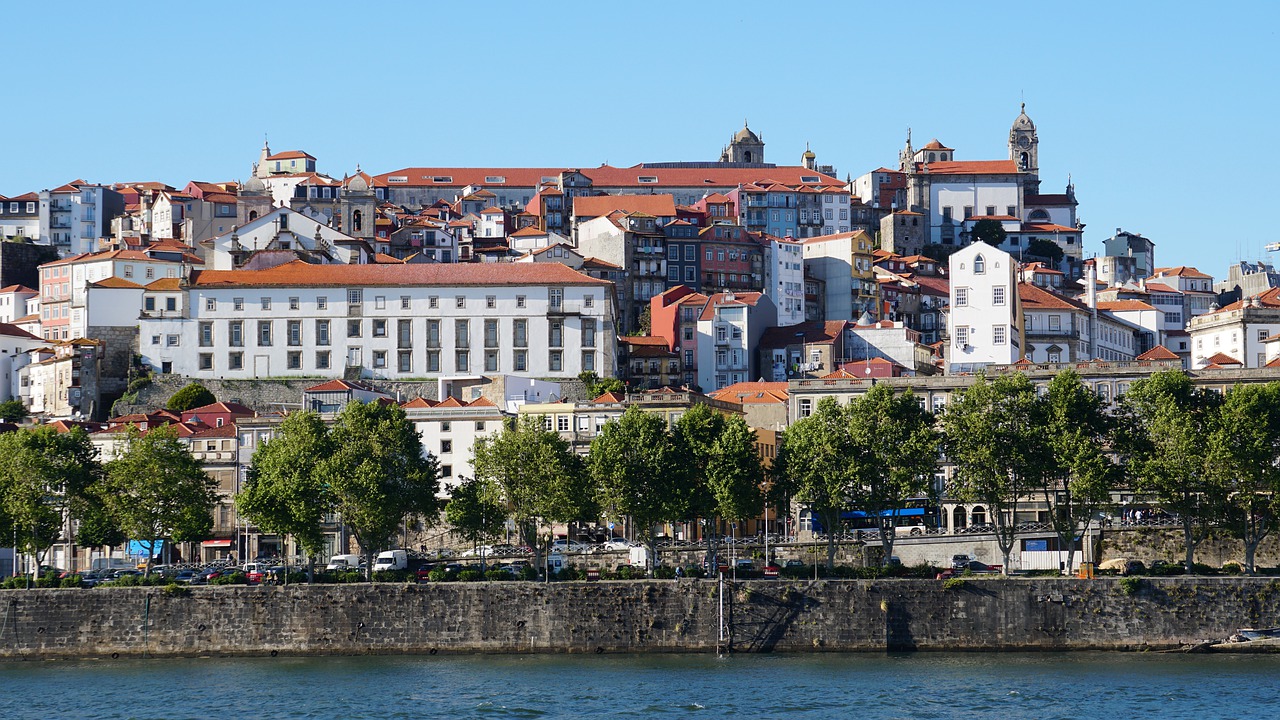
[1009,103,1039,179]
[340,168,377,241]
[725,121,765,164]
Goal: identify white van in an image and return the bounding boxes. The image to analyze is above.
[373,549,408,572]
[325,554,362,572]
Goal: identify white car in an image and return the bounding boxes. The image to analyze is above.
[550,540,588,554]
[602,538,633,552]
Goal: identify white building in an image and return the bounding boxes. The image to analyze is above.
[762,235,805,326]
[0,322,41,402]
[695,291,776,392]
[1188,288,1280,369]
[946,243,1022,372]
[138,260,618,381]
[203,206,369,271]
[0,193,41,240]
[0,284,37,323]
[39,181,123,256]
[402,395,508,495]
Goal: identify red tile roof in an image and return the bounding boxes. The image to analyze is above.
[1202,352,1243,366]
[1018,282,1087,311]
[0,284,36,294]
[708,382,788,404]
[1098,300,1157,312]
[190,259,610,288]
[0,322,41,341]
[1136,345,1180,361]
[923,160,1019,175]
[305,379,373,393]
[374,165,841,190]
[920,139,951,150]
[592,391,626,404]
[573,194,677,219]
[265,150,315,161]
[697,291,766,321]
[1152,266,1212,279]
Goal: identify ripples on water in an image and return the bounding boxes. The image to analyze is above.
[4,651,1280,719]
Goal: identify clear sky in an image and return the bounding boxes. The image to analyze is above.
[4,1,1277,277]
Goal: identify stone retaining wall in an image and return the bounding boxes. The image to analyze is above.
[3,578,1279,660]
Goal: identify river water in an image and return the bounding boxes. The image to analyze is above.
[4,651,1279,719]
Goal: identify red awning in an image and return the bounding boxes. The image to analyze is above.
[200,539,233,547]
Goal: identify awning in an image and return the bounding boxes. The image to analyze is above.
[127,540,165,556]
[201,539,233,548]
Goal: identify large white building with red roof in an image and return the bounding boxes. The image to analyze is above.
[138,260,617,382]
[1188,287,1280,369]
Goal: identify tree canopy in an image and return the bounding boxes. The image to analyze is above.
[237,411,335,565]
[970,218,1007,247]
[774,397,859,568]
[166,382,217,412]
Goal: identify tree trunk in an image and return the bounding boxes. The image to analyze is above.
[306,556,315,584]
[1182,518,1197,574]
[879,516,896,566]
[1245,539,1258,576]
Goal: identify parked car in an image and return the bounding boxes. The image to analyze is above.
[734,559,754,572]
[173,569,200,584]
[602,538,633,552]
[784,559,805,569]
[550,539,588,554]
[242,563,268,584]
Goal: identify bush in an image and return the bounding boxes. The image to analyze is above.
[1222,562,1244,575]
[210,572,247,586]
[457,570,483,582]
[427,568,452,582]
[942,577,967,591]
[615,566,643,580]
[1191,562,1216,576]
[162,583,191,597]
[372,570,412,583]
[653,566,676,580]
[1119,577,1146,596]
[166,382,216,412]
[484,569,513,581]
[518,566,539,581]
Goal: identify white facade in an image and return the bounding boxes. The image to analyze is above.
[204,207,366,271]
[0,196,40,240]
[763,236,805,326]
[695,293,776,392]
[947,243,1021,372]
[138,262,617,381]
[0,285,37,323]
[404,399,508,496]
[929,178,1020,245]
[39,184,119,256]
[0,325,40,402]
[1188,297,1280,369]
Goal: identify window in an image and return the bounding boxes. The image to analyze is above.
[549,321,562,347]
[258,321,272,346]
[484,350,499,372]
[992,286,1006,306]
[582,319,596,347]
[401,296,411,310]
[373,350,387,368]
[514,349,527,372]
[229,320,243,347]
[397,350,412,372]
[955,287,969,306]
[229,352,243,370]
[799,398,813,418]
[373,319,387,337]
[205,298,216,311]
[582,351,595,372]
[347,320,361,337]
[986,206,996,217]
[455,295,466,309]
[317,296,327,310]
[1164,312,1182,324]
[199,322,213,347]
[233,297,244,311]
[428,296,438,309]
[1049,315,1061,331]
[199,353,213,371]
[374,296,385,310]
[549,288,563,309]
[287,351,301,370]
[348,289,362,305]
[455,320,469,348]
[261,297,271,310]
[427,350,441,373]
[1048,351,1061,363]
[963,206,974,219]
[317,320,330,346]
[485,295,497,310]
[584,295,594,308]
[316,351,330,370]
[973,255,985,274]
[549,350,562,372]
[993,325,1006,345]
[955,326,969,347]
[455,350,469,372]
[441,439,453,454]
[144,296,156,312]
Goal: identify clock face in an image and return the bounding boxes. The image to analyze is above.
[1017,135,1031,149]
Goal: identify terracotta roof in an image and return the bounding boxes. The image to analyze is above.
[41,248,202,267]
[581,256,623,270]
[145,278,183,291]
[1267,356,1280,368]
[759,320,846,349]
[510,226,548,238]
[0,322,41,341]
[0,285,36,294]
[619,336,670,346]
[920,139,951,150]
[1202,352,1243,366]
[305,379,372,393]
[265,150,315,161]
[707,382,788,404]
[1098,300,1157,312]
[1018,282,1087,311]
[923,160,1019,174]
[1152,266,1212,279]
[190,259,610,288]
[1022,223,1080,233]
[373,164,841,190]
[1208,287,1280,314]
[820,368,860,379]
[372,253,405,264]
[1136,345,1180,361]
[190,424,238,439]
[183,401,255,417]
[573,194,677,219]
[592,391,626,404]
[697,291,766,321]
[1143,282,1181,294]
[89,277,145,290]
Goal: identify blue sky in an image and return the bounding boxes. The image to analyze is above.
[4,1,1276,276]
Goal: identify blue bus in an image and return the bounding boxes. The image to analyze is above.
[807,499,939,534]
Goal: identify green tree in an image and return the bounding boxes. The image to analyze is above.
[848,385,940,565]
[1210,382,1280,574]
[0,427,103,577]
[942,374,1051,573]
[0,399,28,422]
[1118,370,1225,574]
[472,414,594,574]
[237,411,335,580]
[1026,238,1065,263]
[674,404,728,558]
[444,475,506,570]
[970,218,1007,247]
[1043,370,1120,574]
[705,415,765,536]
[589,406,687,575]
[318,401,441,577]
[773,397,859,569]
[101,426,218,575]
[578,371,625,398]
[166,382,216,412]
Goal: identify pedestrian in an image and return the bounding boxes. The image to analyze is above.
[675,565,684,580]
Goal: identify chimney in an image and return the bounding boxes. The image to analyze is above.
[1085,262,1098,310]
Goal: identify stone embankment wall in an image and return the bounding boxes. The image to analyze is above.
[4,578,1279,660]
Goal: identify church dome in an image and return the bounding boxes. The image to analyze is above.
[243,175,266,194]
[734,124,761,143]
[1012,103,1035,131]
[347,175,369,193]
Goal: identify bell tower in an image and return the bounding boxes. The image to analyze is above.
[340,168,377,240]
[1009,103,1039,178]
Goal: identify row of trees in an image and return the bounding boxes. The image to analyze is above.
[447,403,766,576]
[0,425,217,577]
[780,369,1280,575]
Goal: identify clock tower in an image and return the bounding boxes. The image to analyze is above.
[1009,103,1039,180]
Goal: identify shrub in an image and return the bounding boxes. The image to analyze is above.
[166,382,216,412]
[457,570,483,582]
[653,566,677,580]
[163,583,191,597]
[518,566,539,581]
[942,577,967,591]
[1119,577,1146,596]
[372,570,412,583]
[427,568,452,582]
[615,566,643,580]
[1222,562,1244,575]
[1191,562,1216,576]
[484,569,513,581]
[210,572,247,586]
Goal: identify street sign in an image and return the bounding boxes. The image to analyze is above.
[608,522,615,530]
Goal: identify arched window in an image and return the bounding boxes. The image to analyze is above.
[928,152,936,162]
[971,506,987,526]
[1019,152,1029,170]
[248,210,259,221]
[352,210,363,232]
[744,151,753,163]
[973,255,986,274]
[1029,209,1050,222]
[952,506,967,530]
